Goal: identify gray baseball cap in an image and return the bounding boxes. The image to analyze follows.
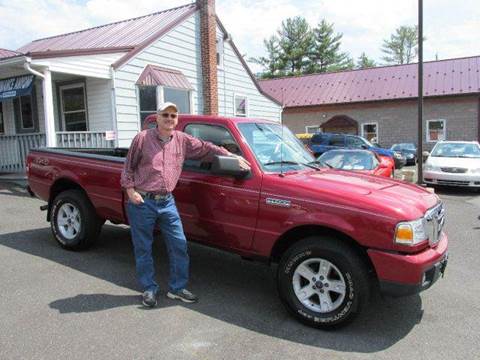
[157,102,178,113]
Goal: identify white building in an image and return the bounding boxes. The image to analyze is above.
[0,0,281,172]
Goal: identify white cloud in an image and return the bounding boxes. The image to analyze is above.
[0,0,479,72]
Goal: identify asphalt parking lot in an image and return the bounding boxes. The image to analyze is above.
[0,181,479,360]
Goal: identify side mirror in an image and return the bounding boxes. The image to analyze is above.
[211,155,250,179]
[422,151,430,162]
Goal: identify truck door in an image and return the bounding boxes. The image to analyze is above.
[173,123,261,251]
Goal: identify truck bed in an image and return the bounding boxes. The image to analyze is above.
[31,147,129,161]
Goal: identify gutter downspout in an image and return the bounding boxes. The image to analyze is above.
[24,60,56,147]
[23,61,44,79]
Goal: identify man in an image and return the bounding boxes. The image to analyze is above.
[121,102,250,307]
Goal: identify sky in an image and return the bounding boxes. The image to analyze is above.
[1,0,479,73]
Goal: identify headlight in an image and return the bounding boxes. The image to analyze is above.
[424,163,437,171]
[407,154,414,159]
[471,168,480,174]
[393,152,402,158]
[395,219,427,245]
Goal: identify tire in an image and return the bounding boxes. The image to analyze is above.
[50,190,102,250]
[277,236,370,329]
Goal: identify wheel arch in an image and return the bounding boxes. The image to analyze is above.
[47,178,91,222]
[270,225,376,276]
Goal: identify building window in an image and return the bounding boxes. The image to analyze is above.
[362,123,378,143]
[216,36,224,69]
[14,93,37,133]
[427,119,446,142]
[60,83,88,131]
[0,103,4,134]
[305,125,319,134]
[164,88,191,114]
[138,86,157,123]
[234,95,247,117]
[139,86,191,123]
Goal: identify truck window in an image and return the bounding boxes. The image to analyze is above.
[346,136,365,148]
[183,123,242,172]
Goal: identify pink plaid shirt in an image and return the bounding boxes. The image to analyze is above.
[121,128,230,193]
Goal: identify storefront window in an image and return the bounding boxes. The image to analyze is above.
[14,94,36,133]
[362,123,378,143]
[427,120,446,142]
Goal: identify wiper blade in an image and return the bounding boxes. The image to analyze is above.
[264,160,321,170]
[309,160,332,169]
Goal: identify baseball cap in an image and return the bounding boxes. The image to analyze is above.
[157,102,178,113]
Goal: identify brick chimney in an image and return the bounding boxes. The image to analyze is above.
[197,0,218,115]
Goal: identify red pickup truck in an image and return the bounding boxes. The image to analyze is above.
[26,115,448,328]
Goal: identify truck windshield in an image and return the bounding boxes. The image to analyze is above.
[237,122,317,172]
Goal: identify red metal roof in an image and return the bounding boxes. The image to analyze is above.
[0,48,22,60]
[16,3,196,56]
[136,65,193,89]
[258,56,480,107]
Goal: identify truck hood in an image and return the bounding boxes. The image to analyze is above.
[287,169,439,220]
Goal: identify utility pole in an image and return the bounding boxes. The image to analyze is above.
[417,0,424,185]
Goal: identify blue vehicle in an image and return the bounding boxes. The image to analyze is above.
[309,133,406,168]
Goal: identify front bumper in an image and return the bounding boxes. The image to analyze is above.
[368,232,448,297]
[424,170,480,187]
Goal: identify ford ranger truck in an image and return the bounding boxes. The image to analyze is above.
[26,115,448,329]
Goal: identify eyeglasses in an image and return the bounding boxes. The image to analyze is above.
[160,113,178,119]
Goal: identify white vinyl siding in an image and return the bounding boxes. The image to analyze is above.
[217,26,281,121]
[86,78,113,131]
[113,11,281,146]
[114,13,202,146]
[31,53,126,79]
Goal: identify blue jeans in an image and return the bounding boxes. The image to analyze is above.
[126,195,189,293]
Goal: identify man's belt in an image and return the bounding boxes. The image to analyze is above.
[137,190,171,201]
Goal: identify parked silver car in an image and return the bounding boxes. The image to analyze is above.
[424,141,480,187]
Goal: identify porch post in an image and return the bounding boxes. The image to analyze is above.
[42,70,56,147]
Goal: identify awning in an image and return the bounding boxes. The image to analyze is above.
[0,74,34,101]
[136,65,193,89]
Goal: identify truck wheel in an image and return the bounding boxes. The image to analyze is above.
[277,236,369,329]
[50,190,102,250]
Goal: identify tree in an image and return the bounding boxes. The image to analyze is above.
[381,25,420,64]
[308,20,352,73]
[276,17,314,75]
[356,52,376,69]
[248,36,285,79]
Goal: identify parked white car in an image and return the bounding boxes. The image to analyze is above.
[424,141,480,187]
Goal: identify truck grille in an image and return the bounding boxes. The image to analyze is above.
[425,202,445,247]
[440,167,467,173]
